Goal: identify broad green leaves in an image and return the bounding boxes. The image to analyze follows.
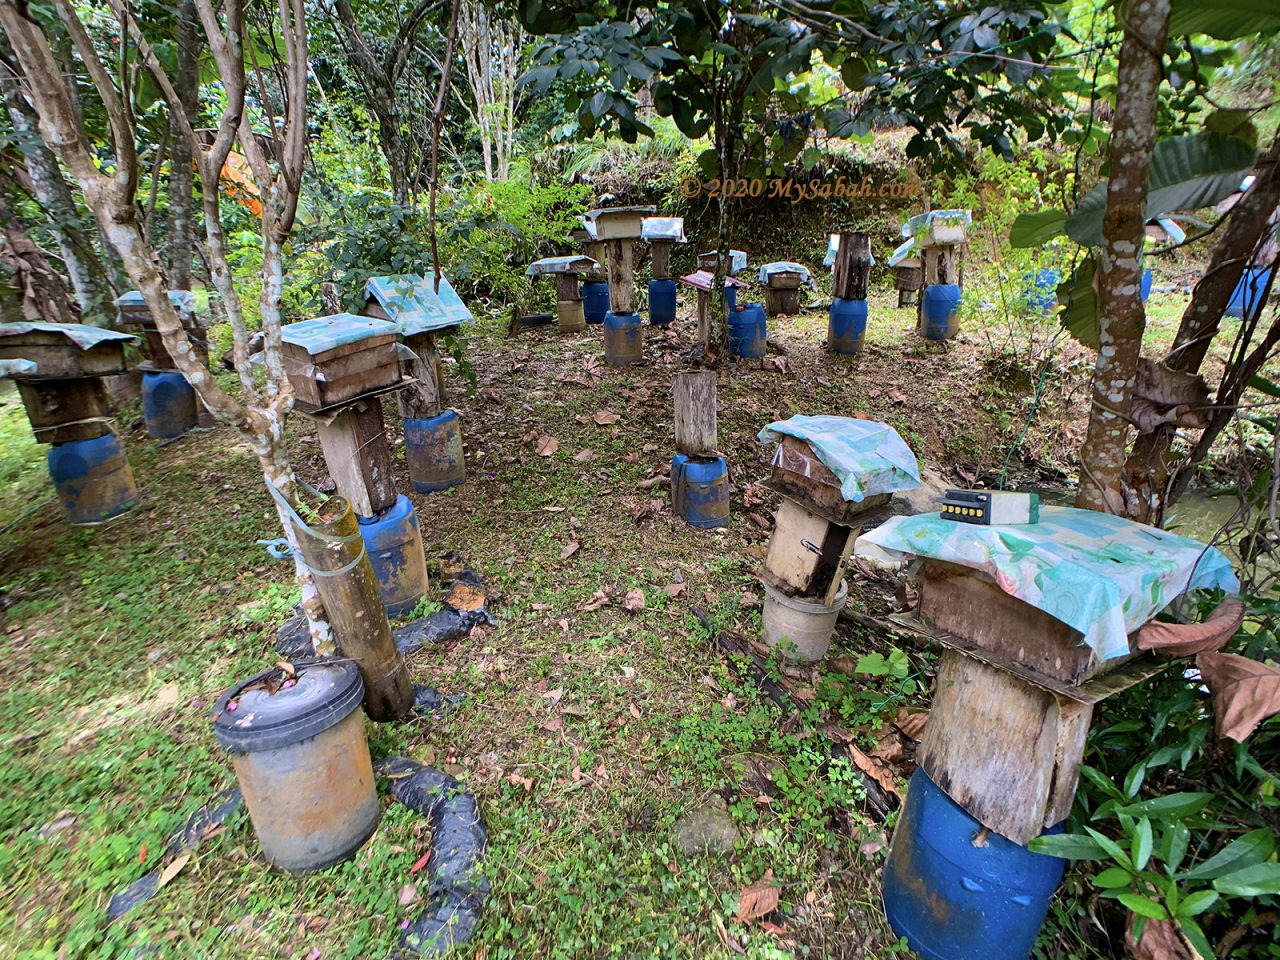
[1010,209,1068,248]
[1065,133,1256,247]
[1169,0,1280,40]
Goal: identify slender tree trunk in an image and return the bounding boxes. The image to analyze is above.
[1075,0,1172,514]
[0,45,115,322]
[1123,134,1280,522]
[167,0,198,290]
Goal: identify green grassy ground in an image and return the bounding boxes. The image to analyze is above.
[0,285,1222,960]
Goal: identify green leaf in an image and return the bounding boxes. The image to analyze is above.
[1027,833,1106,860]
[1133,818,1154,871]
[1086,826,1133,869]
[1179,916,1215,959]
[1212,863,1280,897]
[1249,375,1280,399]
[1093,866,1134,888]
[1169,0,1280,40]
[1162,822,1190,874]
[1058,256,1100,349]
[1079,764,1126,801]
[1118,891,1168,920]
[1205,109,1258,149]
[1177,890,1219,917]
[1182,829,1277,880]
[1066,134,1256,247]
[1009,209,1068,248]
[1118,792,1213,819]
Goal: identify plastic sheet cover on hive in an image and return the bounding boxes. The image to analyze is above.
[758,415,921,503]
[697,249,749,273]
[822,237,878,270]
[0,321,137,352]
[365,273,474,336]
[855,505,1240,660]
[641,217,686,243]
[758,261,815,286]
[279,313,398,355]
[525,256,598,277]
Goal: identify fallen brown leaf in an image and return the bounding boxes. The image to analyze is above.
[849,744,902,798]
[1124,914,1191,960]
[560,541,580,560]
[579,590,610,612]
[1138,599,1247,658]
[1196,651,1280,742]
[154,851,191,894]
[573,449,596,462]
[622,589,646,612]
[410,851,432,874]
[593,410,620,426]
[398,883,420,908]
[536,436,559,457]
[663,583,686,599]
[735,869,780,923]
[894,709,928,742]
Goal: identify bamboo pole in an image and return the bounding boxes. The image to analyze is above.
[291,496,414,722]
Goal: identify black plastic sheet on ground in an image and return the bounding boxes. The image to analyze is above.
[378,756,489,958]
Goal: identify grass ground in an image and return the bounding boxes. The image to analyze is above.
[0,280,1239,960]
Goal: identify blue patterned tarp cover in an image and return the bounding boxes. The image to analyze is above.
[366,273,474,335]
[856,506,1240,660]
[280,314,398,355]
[0,322,137,352]
[758,261,814,285]
[698,249,749,273]
[758,415,921,503]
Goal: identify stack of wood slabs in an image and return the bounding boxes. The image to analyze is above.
[114,291,199,370]
[281,314,402,411]
[762,497,856,605]
[767,434,890,526]
[0,325,130,380]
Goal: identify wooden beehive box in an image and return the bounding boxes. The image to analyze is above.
[15,378,112,443]
[768,434,889,526]
[765,270,805,290]
[0,324,131,379]
[762,497,856,604]
[585,206,655,240]
[280,314,401,410]
[893,260,923,291]
[917,559,1136,686]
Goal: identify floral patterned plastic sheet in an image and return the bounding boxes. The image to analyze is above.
[757,415,921,503]
[855,506,1240,660]
[365,273,474,335]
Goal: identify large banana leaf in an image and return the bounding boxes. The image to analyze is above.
[1057,255,1100,349]
[1169,0,1280,40]
[1009,208,1068,248]
[1066,133,1256,248]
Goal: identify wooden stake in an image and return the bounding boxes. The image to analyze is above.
[696,289,710,348]
[585,240,607,280]
[314,399,398,517]
[917,651,1092,844]
[650,241,671,280]
[673,370,717,456]
[292,497,414,722]
[397,332,444,420]
[832,231,871,300]
[608,239,636,314]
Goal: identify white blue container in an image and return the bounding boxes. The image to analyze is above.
[648,279,678,325]
[728,304,766,359]
[48,433,139,525]
[142,370,197,439]
[921,285,962,340]
[1226,268,1272,319]
[603,311,643,366]
[828,298,868,355]
[882,769,1066,960]
[404,410,465,494]
[357,495,428,617]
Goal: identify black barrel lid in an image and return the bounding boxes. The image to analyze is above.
[212,659,365,753]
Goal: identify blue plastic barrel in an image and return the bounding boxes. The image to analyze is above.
[604,311,643,366]
[582,281,610,325]
[404,410,465,494]
[883,769,1066,960]
[1226,268,1272,319]
[1023,269,1061,313]
[728,304,767,359]
[1140,267,1153,303]
[921,284,962,340]
[358,495,428,617]
[48,433,139,525]
[828,298,868,355]
[648,279,678,325]
[671,453,729,529]
[142,370,197,439]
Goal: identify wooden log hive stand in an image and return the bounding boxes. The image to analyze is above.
[585,205,655,366]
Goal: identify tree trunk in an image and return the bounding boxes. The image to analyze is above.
[1075,0,1172,515]
[0,43,115,323]
[1123,133,1280,522]
[0,193,80,324]
[166,0,198,290]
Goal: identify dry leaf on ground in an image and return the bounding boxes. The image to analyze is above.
[446,582,487,612]
[154,851,191,894]
[1137,599,1246,657]
[573,449,596,462]
[560,541,580,560]
[398,883,420,908]
[1124,915,1191,960]
[735,869,780,923]
[894,708,928,742]
[536,436,559,457]
[593,410,620,425]
[1196,652,1280,742]
[663,583,686,599]
[849,744,902,798]
[622,589,646,612]
[579,590,610,612]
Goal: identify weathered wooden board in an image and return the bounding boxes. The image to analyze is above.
[918,560,1135,685]
[608,239,636,314]
[832,231,871,300]
[650,241,672,280]
[918,650,1093,844]
[763,498,856,604]
[0,332,129,380]
[673,371,717,456]
[922,244,961,286]
[314,399,398,517]
[553,273,582,302]
[764,287,802,317]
